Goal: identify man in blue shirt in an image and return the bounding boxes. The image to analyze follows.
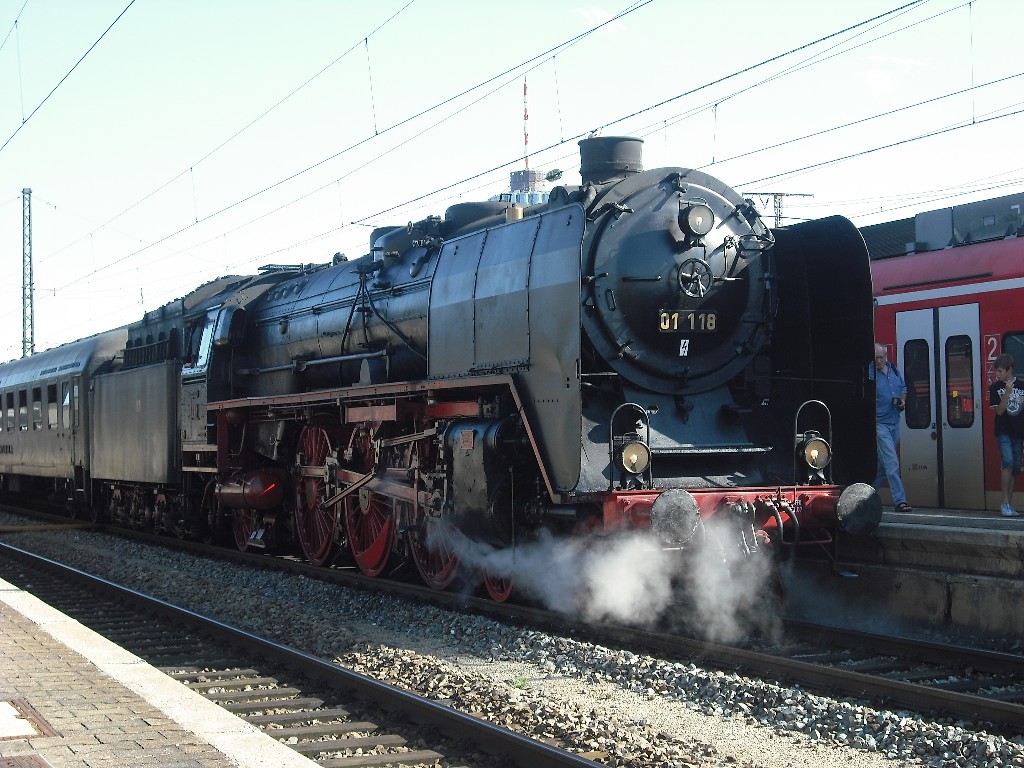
[869,343,911,513]
[989,353,1024,517]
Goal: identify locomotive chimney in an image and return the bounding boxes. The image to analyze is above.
[578,136,643,185]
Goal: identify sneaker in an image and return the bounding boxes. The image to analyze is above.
[1001,504,1020,517]
[894,502,913,513]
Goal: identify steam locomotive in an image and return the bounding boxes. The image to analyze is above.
[0,136,880,602]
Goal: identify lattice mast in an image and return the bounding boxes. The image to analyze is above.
[742,190,814,227]
[22,187,34,357]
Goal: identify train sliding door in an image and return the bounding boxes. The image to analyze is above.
[896,304,984,509]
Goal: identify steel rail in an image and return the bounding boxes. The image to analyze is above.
[4,506,1023,732]
[0,541,604,768]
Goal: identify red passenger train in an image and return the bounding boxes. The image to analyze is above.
[865,192,1024,511]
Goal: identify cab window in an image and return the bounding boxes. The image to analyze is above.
[183,313,216,376]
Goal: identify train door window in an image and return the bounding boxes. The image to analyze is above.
[62,382,71,429]
[47,383,58,429]
[945,335,974,427]
[902,339,932,429]
[32,387,42,430]
[17,390,27,431]
[0,390,4,432]
[5,392,13,431]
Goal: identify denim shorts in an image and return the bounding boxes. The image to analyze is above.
[996,433,1022,474]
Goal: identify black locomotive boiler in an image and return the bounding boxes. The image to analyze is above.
[0,136,880,603]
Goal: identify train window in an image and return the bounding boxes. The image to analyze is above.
[32,387,42,430]
[17,390,27,431]
[47,384,58,429]
[0,391,4,432]
[945,335,974,428]
[902,339,932,429]
[1003,332,1024,372]
[73,378,81,429]
[183,315,215,376]
[62,382,71,429]
[5,392,13,431]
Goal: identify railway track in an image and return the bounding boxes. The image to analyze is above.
[0,541,604,768]
[3,508,1024,735]
[636,621,1024,732]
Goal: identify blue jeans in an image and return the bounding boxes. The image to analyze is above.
[996,433,1022,474]
[873,421,907,506]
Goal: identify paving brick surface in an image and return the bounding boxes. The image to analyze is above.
[0,601,242,768]
[2,569,323,768]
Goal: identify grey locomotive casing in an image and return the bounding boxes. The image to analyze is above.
[429,204,586,492]
[0,330,126,482]
[91,360,180,483]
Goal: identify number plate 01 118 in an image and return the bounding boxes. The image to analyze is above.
[658,310,717,333]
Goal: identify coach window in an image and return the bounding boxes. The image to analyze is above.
[902,339,931,430]
[945,335,974,428]
[47,384,58,429]
[17,390,27,431]
[5,392,13,431]
[31,387,42,430]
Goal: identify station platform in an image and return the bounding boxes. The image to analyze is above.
[785,507,1024,641]
[0,576,315,768]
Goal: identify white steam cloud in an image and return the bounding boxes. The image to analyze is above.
[445,522,786,641]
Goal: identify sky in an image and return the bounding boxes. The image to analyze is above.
[0,0,1021,361]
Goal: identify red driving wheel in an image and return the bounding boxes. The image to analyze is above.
[233,508,258,552]
[343,486,395,577]
[295,426,340,566]
[409,515,461,589]
[482,570,513,602]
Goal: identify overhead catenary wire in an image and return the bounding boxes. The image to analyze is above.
[0,0,30,55]
[39,0,654,295]
[3,0,1018,355]
[0,0,136,155]
[41,0,420,263]
[0,0,972,287]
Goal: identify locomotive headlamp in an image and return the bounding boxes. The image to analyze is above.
[680,203,715,237]
[620,438,651,475]
[798,431,831,470]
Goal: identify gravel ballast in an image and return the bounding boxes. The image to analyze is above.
[1,519,1021,768]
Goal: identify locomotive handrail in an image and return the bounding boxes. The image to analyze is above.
[237,348,387,376]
